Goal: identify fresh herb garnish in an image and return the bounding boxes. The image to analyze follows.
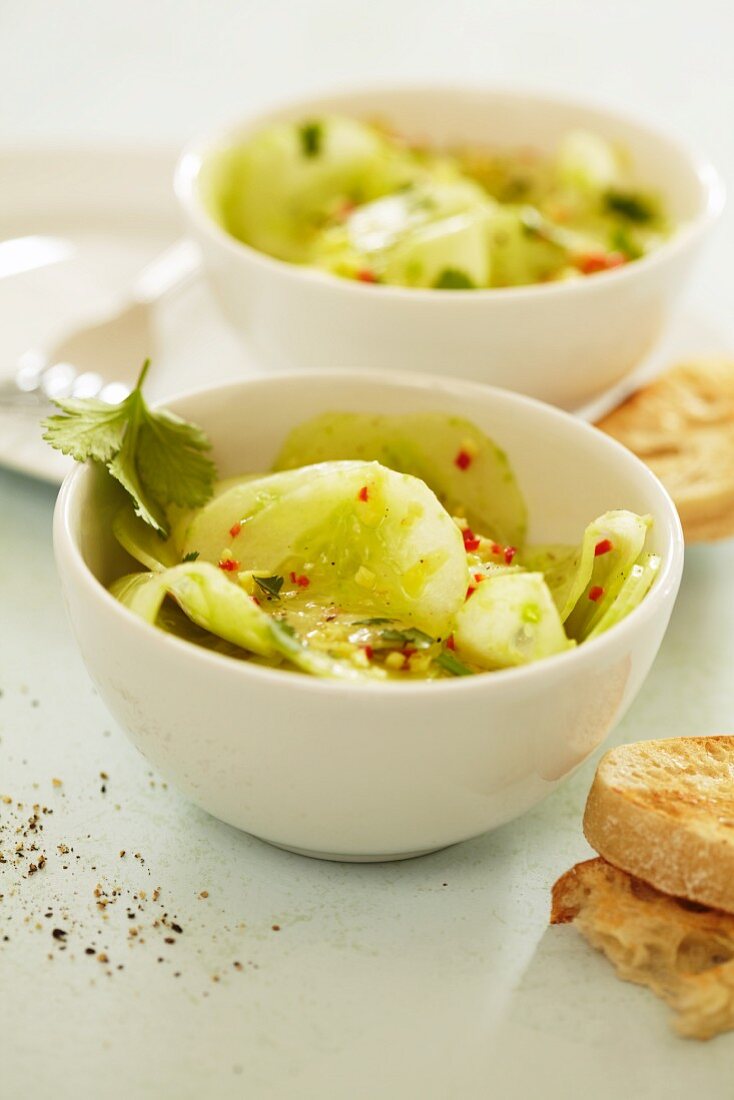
[603,189,654,224]
[298,120,323,158]
[436,650,474,677]
[182,551,200,563]
[433,268,476,290]
[43,359,215,537]
[254,574,285,599]
[353,621,435,650]
[378,626,434,650]
[609,226,643,260]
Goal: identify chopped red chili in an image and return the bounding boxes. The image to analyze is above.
[473,572,485,584]
[356,268,377,283]
[336,199,356,221]
[594,538,613,557]
[575,251,626,275]
[588,585,605,602]
[358,486,369,502]
[503,546,517,565]
[446,635,456,650]
[289,571,310,588]
[462,528,480,552]
[218,558,240,572]
[466,586,476,599]
[362,644,373,660]
[490,542,502,556]
[251,596,261,606]
[454,450,472,470]
[229,522,242,538]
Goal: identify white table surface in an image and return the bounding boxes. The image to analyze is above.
[1,2,734,1096]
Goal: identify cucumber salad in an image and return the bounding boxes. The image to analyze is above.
[207,115,670,289]
[108,412,661,682]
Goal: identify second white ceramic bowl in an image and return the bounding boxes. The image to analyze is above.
[176,86,723,409]
[54,371,683,861]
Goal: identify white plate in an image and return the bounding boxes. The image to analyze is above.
[0,148,256,484]
[0,148,728,485]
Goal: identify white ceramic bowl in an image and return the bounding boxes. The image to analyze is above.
[175,86,723,410]
[54,372,683,861]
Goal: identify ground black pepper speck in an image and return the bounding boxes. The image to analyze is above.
[1,774,253,991]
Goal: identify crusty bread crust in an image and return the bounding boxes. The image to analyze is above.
[583,737,734,915]
[596,359,734,543]
[551,857,734,1040]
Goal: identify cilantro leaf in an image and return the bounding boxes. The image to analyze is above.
[433,268,476,290]
[254,575,284,599]
[182,551,200,562]
[603,189,654,224]
[377,626,435,650]
[42,359,216,537]
[41,397,130,463]
[298,120,323,158]
[436,650,474,677]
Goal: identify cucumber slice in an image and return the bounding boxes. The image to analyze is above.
[454,571,573,670]
[215,116,413,263]
[111,562,382,680]
[181,460,467,638]
[274,412,526,548]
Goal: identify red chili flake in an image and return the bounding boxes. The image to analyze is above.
[462,528,480,552]
[229,522,242,538]
[490,542,502,556]
[446,635,456,650]
[356,268,377,283]
[454,450,472,471]
[466,586,476,599]
[218,558,240,572]
[358,486,369,502]
[336,199,356,221]
[251,596,261,606]
[575,251,626,275]
[401,648,416,659]
[588,585,605,602]
[289,571,310,588]
[503,545,517,565]
[362,645,373,660]
[594,538,613,557]
[473,572,485,584]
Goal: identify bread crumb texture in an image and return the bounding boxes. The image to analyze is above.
[597,359,734,542]
[583,737,734,914]
[551,858,734,1041]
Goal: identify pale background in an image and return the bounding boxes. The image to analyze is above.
[1,2,733,1097]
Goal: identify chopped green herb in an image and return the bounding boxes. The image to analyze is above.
[254,575,285,599]
[609,226,643,260]
[298,120,323,158]
[433,268,476,290]
[603,190,654,224]
[43,359,215,537]
[378,626,435,650]
[353,617,396,626]
[436,650,474,677]
[182,550,200,563]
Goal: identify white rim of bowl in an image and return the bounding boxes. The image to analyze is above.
[174,82,726,302]
[56,368,685,696]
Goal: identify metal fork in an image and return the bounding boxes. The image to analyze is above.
[0,239,201,409]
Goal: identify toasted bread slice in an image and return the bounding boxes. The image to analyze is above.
[551,857,734,1040]
[583,737,734,915]
[596,359,734,543]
